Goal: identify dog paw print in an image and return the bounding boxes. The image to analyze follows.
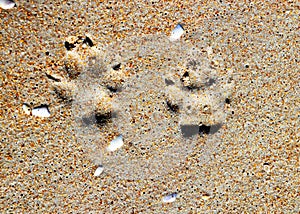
[163,46,233,136]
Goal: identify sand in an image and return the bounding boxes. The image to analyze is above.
[1,0,299,213]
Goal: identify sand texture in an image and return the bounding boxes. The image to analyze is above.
[1,0,299,213]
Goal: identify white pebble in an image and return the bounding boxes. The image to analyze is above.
[94,165,104,177]
[22,103,31,115]
[32,106,51,117]
[162,193,177,203]
[169,24,184,42]
[107,135,123,152]
[0,0,15,9]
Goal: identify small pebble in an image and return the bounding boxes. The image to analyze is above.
[169,24,184,42]
[0,0,15,9]
[107,135,123,152]
[32,105,51,117]
[162,193,177,203]
[22,103,31,115]
[94,165,104,177]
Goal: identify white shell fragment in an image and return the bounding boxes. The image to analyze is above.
[32,105,51,117]
[162,193,178,203]
[0,0,15,9]
[94,165,104,177]
[22,103,31,115]
[201,195,210,200]
[169,24,184,42]
[107,135,123,152]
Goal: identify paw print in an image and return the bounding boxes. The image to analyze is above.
[47,34,234,179]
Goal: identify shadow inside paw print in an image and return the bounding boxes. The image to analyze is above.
[180,123,223,138]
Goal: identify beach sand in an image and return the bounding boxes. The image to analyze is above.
[1,0,299,213]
